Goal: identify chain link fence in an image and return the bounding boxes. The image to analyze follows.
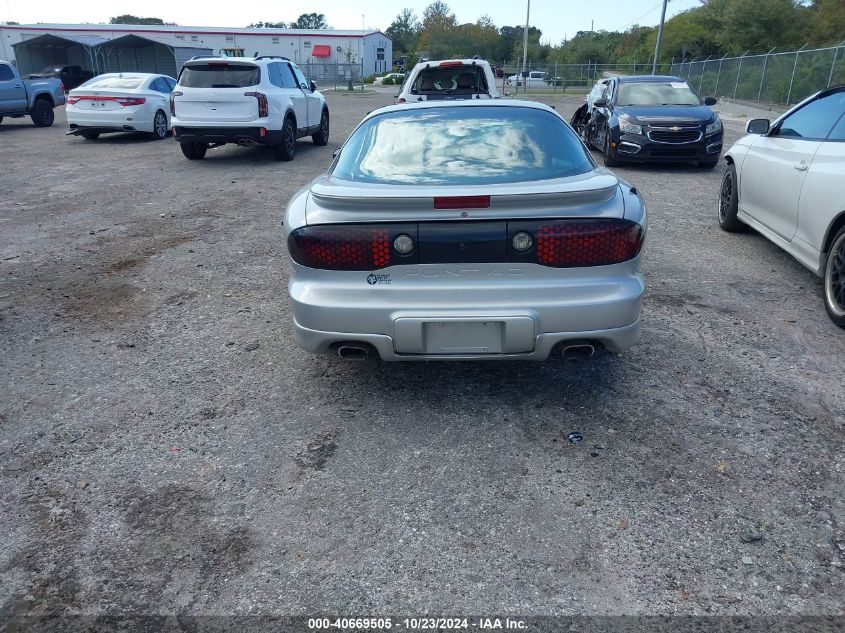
[298,62,366,91]
[499,43,845,105]
[670,42,845,106]
[497,61,674,95]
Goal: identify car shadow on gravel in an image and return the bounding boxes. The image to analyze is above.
[309,352,622,418]
[67,132,165,144]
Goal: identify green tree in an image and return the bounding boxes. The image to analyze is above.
[719,0,806,51]
[290,13,330,29]
[386,9,420,57]
[417,1,458,58]
[109,15,173,25]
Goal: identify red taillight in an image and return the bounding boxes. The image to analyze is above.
[438,60,465,67]
[288,225,416,271]
[66,95,80,105]
[170,90,182,116]
[116,97,145,106]
[532,220,644,267]
[60,81,65,93]
[397,97,406,103]
[434,195,491,209]
[245,91,268,117]
[290,227,391,270]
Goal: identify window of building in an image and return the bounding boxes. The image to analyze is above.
[272,37,279,44]
[222,48,245,57]
[175,35,184,40]
[303,41,311,48]
[191,35,199,41]
[225,35,234,43]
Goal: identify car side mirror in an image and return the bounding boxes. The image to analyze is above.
[747,118,770,135]
[309,80,318,92]
[332,148,340,159]
[703,96,717,106]
[593,98,608,108]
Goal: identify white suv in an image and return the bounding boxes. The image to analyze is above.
[396,59,500,103]
[171,56,329,160]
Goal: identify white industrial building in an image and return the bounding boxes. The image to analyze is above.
[0,23,392,80]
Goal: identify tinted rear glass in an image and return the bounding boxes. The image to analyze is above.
[178,64,260,88]
[81,76,144,90]
[412,66,488,95]
[616,81,701,106]
[333,106,594,185]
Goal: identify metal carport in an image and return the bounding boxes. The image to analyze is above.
[12,33,107,76]
[94,34,213,79]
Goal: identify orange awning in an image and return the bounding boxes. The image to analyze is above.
[312,44,331,57]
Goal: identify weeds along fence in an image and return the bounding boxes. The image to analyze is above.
[670,42,845,106]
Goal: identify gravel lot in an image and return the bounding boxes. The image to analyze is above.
[1,88,843,625]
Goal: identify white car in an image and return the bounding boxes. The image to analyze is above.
[396,59,499,104]
[374,72,404,85]
[506,71,551,88]
[720,85,845,328]
[171,56,328,161]
[66,73,175,140]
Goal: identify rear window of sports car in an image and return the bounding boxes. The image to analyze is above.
[332,106,594,185]
[178,64,260,88]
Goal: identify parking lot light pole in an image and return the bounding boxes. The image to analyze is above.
[520,0,530,95]
[652,0,669,74]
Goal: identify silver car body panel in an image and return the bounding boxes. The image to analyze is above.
[283,100,647,360]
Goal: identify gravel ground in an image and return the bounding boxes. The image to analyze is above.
[1,88,843,625]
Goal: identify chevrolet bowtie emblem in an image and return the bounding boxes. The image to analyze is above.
[671,126,681,131]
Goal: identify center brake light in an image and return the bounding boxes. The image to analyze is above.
[434,195,490,209]
[438,61,465,67]
[245,91,269,117]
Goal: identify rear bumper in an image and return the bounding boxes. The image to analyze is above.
[293,319,641,360]
[67,107,151,133]
[288,260,645,361]
[173,126,283,145]
[67,124,139,135]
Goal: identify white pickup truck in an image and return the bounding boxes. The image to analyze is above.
[0,60,66,127]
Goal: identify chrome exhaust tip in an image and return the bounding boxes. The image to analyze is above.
[238,139,255,147]
[562,343,595,360]
[337,345,370,361]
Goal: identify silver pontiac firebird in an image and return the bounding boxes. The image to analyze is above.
[282,100,647,361]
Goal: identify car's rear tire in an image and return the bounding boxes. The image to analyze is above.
[603,128,619,167]
[823,226,845,329]
[150,110,169,140]
[81,132,100,140]
[718,162,746,232]
[30,99,54,127]
[0,116,4,125]
[700,157,720,169]
[312,109,329,146]
[274,117,296,161]
[180,142,207,160]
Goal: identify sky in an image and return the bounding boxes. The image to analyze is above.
[1,0,704,44]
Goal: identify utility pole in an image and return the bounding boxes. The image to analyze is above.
[652,0,669,74]
[520,0,530,95]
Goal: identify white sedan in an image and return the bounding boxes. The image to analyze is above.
[720,86,845,328]
[66,73,176,140]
